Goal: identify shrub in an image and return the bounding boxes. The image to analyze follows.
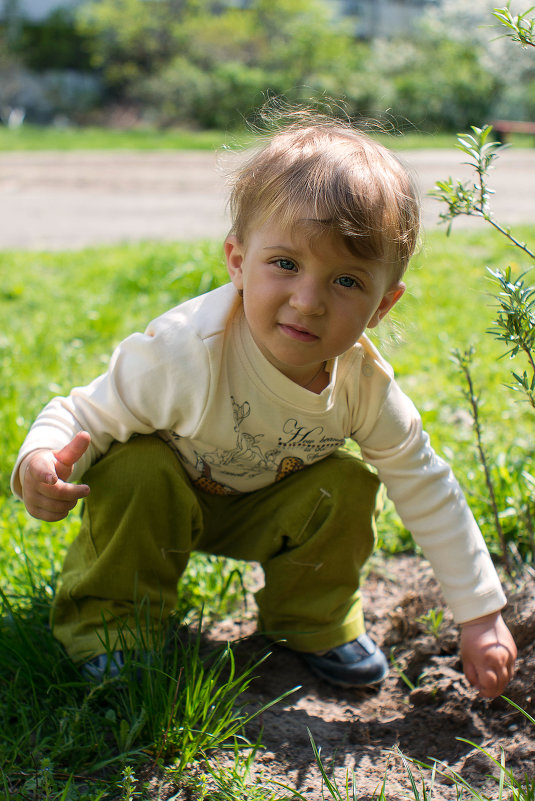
[75,0,185,95]
[138,58,283,129]
[432,6,535,570]
[391,38,497,131]
[75,0,366,128]
[12,9,93,72]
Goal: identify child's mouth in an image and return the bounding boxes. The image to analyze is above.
[279,323,319,342]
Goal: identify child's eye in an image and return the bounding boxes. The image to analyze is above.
[335,275,359,289]
[275,258,297,272]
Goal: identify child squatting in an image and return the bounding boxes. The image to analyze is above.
[12,115,517,694]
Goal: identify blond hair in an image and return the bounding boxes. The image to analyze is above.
[229,116,420,280]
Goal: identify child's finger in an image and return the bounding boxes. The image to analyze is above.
[493,657,515,696]
[464,658,499,698]
[28,497,82,523]
[54,432,91,479]
[23,451,59,487]
[476,668,500,698]
[474,656,512,698]
[463,659,480,693]
[25,478,89,521]
[39,477,90,502]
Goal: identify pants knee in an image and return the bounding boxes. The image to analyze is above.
[311,451,381,512]
[85,435,180,496]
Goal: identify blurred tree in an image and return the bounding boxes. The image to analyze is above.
[74,0,535,130]
[417,0,535,122]
[373,35,497,131]
[76,0,194,92]
[13,9,93,71]
[76,0,364,126]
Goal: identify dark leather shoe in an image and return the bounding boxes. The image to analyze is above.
[300,633,388,688]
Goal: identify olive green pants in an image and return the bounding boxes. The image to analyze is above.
[51,435,381,664]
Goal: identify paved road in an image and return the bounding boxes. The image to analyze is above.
[0,147,533,250]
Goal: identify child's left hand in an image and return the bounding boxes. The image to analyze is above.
[460,611,517,699]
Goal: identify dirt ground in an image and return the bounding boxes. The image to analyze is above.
[1,148,535,249]
[171,554,535,800]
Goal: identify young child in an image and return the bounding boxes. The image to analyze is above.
[12,115,516,696]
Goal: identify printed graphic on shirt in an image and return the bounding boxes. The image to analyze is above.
[161,394,344,494]
[192,454,241,495]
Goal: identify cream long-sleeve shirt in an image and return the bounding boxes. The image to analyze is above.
[12,283,506,623]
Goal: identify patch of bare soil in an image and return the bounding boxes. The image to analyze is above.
[182,554,535,800]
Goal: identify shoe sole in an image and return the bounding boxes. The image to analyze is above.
[305,661,389,689]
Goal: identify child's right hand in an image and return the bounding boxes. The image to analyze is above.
[19,431,91,522]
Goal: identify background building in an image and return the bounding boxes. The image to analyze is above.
[337,0,440,37]
[1,0,77,22]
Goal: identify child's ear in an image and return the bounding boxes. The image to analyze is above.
[367,282,405,329]
[224,235,245,291]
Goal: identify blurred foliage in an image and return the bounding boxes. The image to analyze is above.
[72,0,535,131]
[371,37,498,132]
[10,9,93,71]
[2,0,535,132]
[74,0,366,128]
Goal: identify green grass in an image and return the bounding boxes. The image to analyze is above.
[0,123,519,153]
[374,130,491,150]
[0,124,247,152]
[1,225,534,797]
[0,580,294,799]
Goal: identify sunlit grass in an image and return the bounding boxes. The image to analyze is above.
[0,124,245,151]
[0,123,503,153]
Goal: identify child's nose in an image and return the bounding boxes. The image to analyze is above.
[289,280,325,316]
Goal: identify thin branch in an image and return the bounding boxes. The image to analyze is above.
[453,350,512,575]
[482,216,535,259]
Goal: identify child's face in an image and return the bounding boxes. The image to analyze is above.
[225,218,405,388]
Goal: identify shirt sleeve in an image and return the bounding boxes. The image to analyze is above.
[11,310,211,498]
[357,380,507,623]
